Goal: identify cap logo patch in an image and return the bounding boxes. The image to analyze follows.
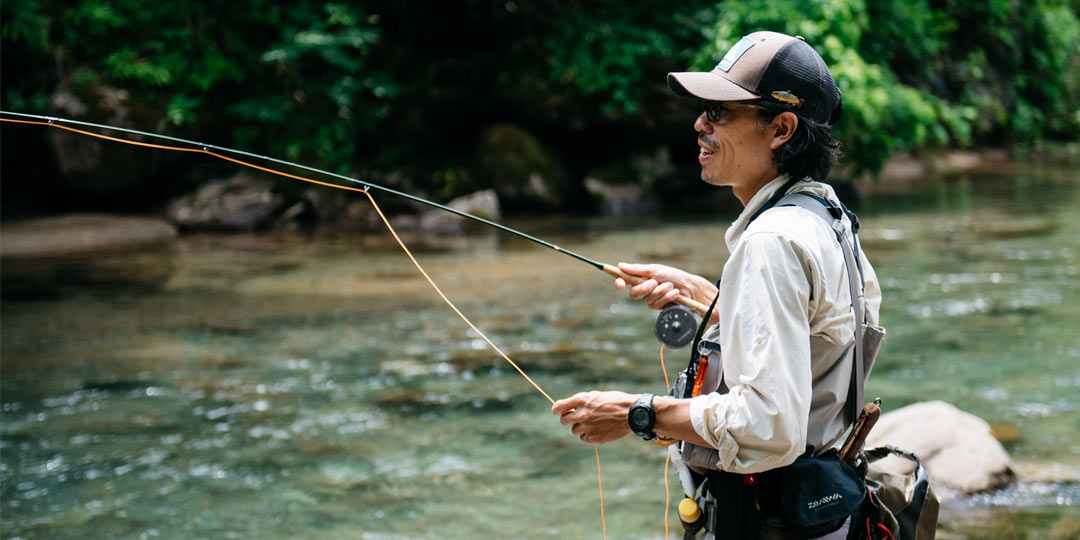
[771,90,805,107]
[716,37,755,72]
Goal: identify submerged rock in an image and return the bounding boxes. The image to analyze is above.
[866,400,1016,494]
[969,217,1059,238]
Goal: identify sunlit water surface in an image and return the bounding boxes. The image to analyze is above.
[2,165,1078,539]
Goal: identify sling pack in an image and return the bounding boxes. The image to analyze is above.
[853,446,940,540]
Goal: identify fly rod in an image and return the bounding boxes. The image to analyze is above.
[0,110,709,316]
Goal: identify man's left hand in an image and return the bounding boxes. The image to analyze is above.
[551,391,636,444]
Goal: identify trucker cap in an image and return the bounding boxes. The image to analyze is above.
[668,31,842,125]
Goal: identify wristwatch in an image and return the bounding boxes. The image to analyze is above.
[628,393,658,440]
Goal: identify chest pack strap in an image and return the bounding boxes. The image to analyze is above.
[685,181,871,423]
[771,191,867,427]
[684,279,724,398]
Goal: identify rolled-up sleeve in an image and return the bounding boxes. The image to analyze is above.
[689,231,815,474]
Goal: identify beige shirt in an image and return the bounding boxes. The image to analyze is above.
[688,175,882,474]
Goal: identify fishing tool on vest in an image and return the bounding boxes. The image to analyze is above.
[669,443,706,539]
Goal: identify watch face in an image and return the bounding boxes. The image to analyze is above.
[629,407,650,430]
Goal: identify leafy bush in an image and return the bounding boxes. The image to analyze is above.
[1,0,1077,213]
[2,0,394,175]
[663,0,1079,176]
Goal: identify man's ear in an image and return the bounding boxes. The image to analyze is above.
[769,111,799,150]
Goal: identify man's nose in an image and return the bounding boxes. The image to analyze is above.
[694,113,713,134]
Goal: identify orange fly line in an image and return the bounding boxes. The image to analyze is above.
[0,116,609,539]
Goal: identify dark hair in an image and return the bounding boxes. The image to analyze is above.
[755,99,841,181]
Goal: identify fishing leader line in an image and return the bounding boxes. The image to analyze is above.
[0,111,609,538]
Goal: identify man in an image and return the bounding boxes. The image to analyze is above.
[551,31,882,538]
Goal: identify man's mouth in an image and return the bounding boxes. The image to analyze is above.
[698,139,715,161]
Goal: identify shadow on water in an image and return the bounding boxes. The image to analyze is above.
[2,163,1078,539]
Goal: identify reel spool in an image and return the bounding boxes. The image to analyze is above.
[654,304,697,348]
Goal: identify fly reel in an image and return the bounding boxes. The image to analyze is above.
[654,304,698,348]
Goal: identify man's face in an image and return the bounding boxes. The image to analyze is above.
[694,101,776,191]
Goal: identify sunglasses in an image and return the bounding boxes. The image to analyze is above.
[698,100,759,123]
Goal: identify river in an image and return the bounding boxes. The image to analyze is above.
[2,163,1078,539]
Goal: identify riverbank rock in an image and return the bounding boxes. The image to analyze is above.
[866,401,1016,494]
[418,189,501,234]
[166,174,284,232]
[1,214,177,257]
[299,187,382,232]
[583,147,673,214]
[584,177,645,215]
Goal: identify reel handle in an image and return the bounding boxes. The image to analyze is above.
[602,264,710,316]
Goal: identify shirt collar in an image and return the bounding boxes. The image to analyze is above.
[724,174,793,252]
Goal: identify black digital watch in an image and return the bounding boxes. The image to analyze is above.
[627,393,658,440]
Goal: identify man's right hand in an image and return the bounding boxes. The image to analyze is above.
[613,262,717,311]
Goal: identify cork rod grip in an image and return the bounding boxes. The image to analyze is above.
[602,264,710,316]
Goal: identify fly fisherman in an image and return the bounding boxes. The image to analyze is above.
[552,31,883,539]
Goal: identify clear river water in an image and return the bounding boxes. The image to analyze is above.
[2,163,1078,539]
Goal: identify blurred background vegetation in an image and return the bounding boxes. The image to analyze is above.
[2,0,1078,219]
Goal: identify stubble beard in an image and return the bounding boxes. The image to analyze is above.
[699,166,727,187]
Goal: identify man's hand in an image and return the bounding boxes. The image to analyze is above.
[613,262,718,312]
[551,391,636,444]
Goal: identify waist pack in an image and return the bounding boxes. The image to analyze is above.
[776,452,866,537]
[850,446,939,540]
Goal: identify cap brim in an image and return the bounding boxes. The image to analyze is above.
[667,71,759,101]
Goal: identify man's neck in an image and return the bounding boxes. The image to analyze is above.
[733,169,781,206]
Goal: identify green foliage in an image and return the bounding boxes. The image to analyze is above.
[226,3,394,169]
[683,0,1080,176]
[1,0,394,176]
[543,2,713,117]
[1,0,1077,211]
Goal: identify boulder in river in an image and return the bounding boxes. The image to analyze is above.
[866,400,1016,494]
[418,189,501,234]
[166,174,284,232]
[583,147,673,214]
[584,176,645,215]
